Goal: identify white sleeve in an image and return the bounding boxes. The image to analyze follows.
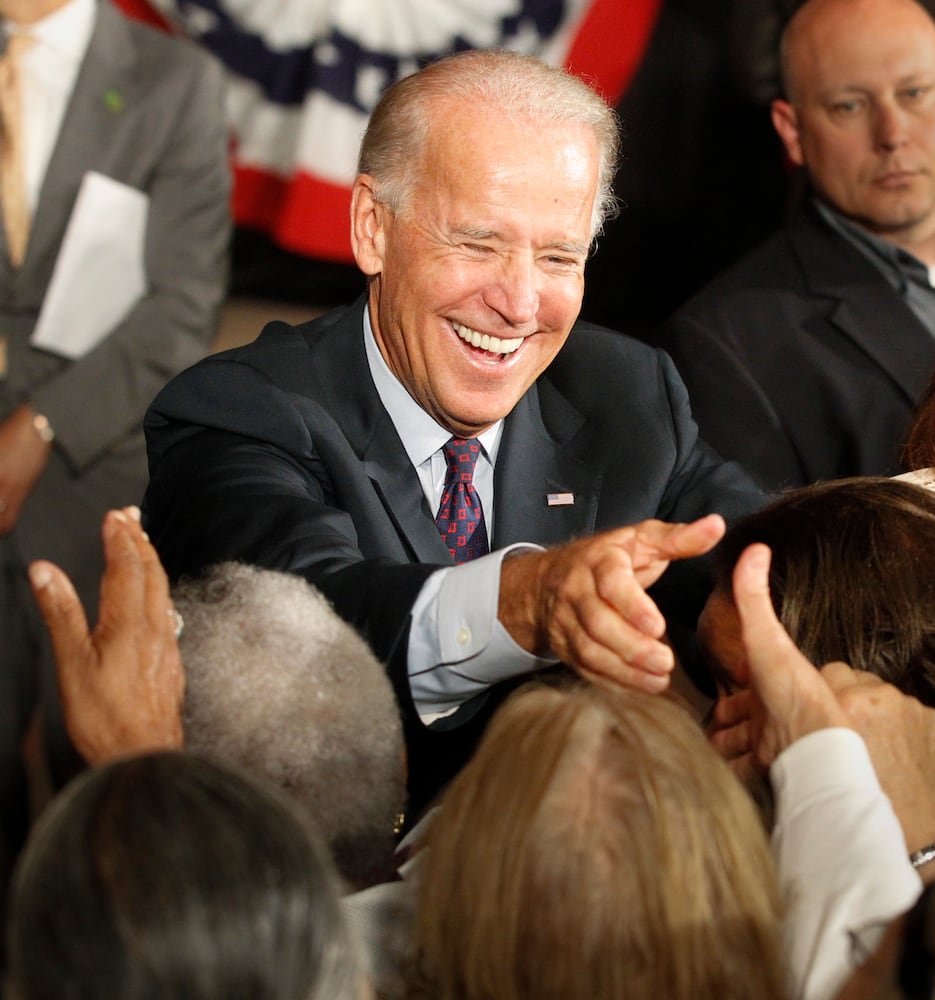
[406,544,557,720]
[772,728,922,1000]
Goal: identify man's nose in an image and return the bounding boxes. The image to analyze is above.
[485,253,539,327]
[874,101,909,151]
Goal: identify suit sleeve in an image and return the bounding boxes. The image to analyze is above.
[143,356,438,682]
[660,309,807,493]
[30,48,231,473]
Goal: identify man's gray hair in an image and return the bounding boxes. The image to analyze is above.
[174,562,406,890]
[358,48,621,241]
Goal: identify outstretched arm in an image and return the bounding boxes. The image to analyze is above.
[731,543,921,1000]
[498,514,726,693]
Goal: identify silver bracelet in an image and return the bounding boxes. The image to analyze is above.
[909,843,935,869]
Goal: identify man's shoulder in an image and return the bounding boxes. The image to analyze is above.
[155,300,360,404]
[211,301,357,371]
[556,317,659,364]
[676,214,821,309]
[100,2,224,82]
[539,319,671,424]
[661,207,882,344]
[673,205,892,316]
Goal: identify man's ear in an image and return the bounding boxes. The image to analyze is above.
[351,175,387,276]
[771,99,805,167]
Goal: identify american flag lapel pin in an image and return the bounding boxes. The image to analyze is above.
[546,492,575,507]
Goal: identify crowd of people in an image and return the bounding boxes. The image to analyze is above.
[4,0,935,996]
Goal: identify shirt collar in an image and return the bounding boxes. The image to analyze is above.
[813,197,932,289]
[5,0,95,63]
[362,303,502,467]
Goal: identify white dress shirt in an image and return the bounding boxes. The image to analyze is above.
[363,309,554,720]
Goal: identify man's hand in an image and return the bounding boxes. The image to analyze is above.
[0,403,52,534]
[28,506,185,764]
[709,541,849,774]
[823,664,935,883]
[730,542,849,766]
[498,514,726,693]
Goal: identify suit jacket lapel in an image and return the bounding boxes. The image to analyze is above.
[790,207,934,405]
[24,2,132,285]
[309,299,605,560]
[309,299,453,564]
[494,376,600,548]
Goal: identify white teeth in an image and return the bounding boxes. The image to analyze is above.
[453,321,523,355]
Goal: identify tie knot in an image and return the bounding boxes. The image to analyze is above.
[442,438,482,481]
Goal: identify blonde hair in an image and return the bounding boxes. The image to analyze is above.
[412,681,786,1000]
[358,49,620,240]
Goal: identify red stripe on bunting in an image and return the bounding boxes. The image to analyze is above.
[109,0,665,262]
[562,0,664,103]
[233,167,357,263]
[110,0,176,32]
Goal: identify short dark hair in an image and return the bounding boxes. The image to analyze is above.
[7,752,367,1000]
[712,477,935,705]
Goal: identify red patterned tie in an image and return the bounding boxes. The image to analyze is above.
[435,438,489,563]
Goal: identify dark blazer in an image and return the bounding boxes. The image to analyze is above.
[660,203,935,492]
[143,297,761,810]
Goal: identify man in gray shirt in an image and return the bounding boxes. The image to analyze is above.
[661,0,935,492]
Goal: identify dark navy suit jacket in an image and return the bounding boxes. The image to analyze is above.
[143,296,761,810]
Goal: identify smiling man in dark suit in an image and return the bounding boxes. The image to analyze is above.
[143,49,761,813]
[662,0,935,493]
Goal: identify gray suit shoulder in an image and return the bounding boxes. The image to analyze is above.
[111,3,226,86]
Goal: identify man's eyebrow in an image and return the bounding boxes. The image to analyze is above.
[451,225,499,240]
[450,227,589,256]
[548,241,590,256]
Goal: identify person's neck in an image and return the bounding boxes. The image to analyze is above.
[1,0,72,26]
[856,217,935,269]
[882,231,935,269]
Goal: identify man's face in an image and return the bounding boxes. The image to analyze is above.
[354,101,598,438]
[772,0,935,249]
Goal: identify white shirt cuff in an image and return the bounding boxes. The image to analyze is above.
[407,543,556,720]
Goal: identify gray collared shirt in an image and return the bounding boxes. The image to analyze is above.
[814,197,935,336]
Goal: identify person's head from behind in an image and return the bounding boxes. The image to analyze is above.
[701,477,935,704]
[7,751,369,1000]
[771,0,935,254]
[351,49,620,439]
[174,563,405,891]
[413,681,785,1000]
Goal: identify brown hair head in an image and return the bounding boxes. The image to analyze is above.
[712,477,935,705]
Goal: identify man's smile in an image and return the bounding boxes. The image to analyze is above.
[452,320,524,357]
